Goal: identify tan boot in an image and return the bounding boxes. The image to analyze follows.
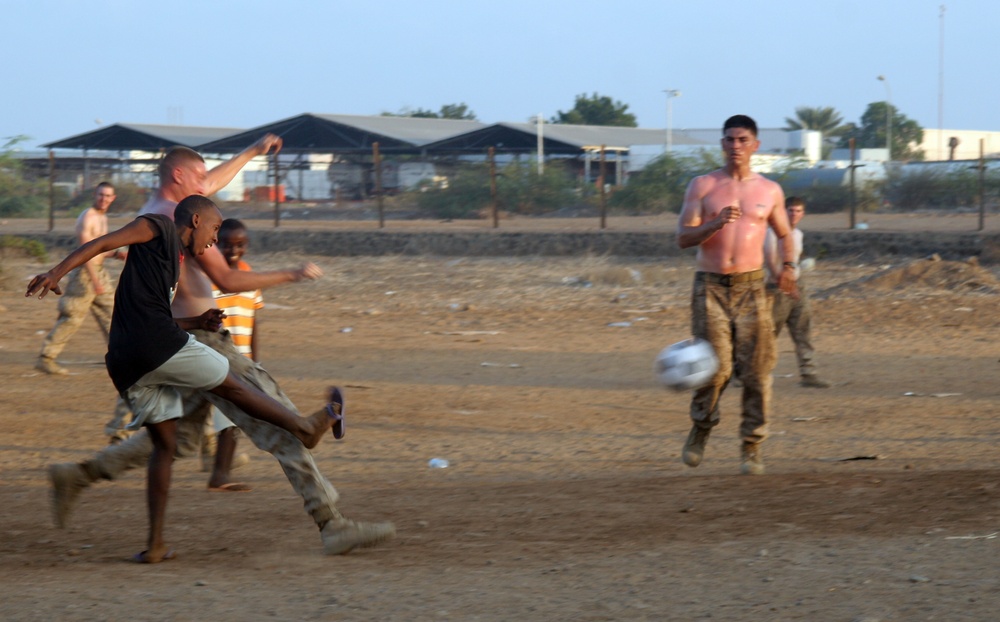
[36,356,68,376]
[682,424,711,467]
[48,463,90,528]
[800,374,831,388]
[740,442,765,476]
[321,519,396,555]
[200,431,219,472]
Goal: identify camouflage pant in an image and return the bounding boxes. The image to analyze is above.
[39,266,113,360]
[689,272,776,444]
[37,265,134,439]
[80,330,341,528]
[770,278,817,377]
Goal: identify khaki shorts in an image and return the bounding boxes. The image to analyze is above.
[124,335,229,430]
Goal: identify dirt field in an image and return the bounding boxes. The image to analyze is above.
[1,218,999,621]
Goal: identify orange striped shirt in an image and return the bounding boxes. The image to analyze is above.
[212,260,263,358]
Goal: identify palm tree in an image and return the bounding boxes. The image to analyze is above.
[783,106,849,138]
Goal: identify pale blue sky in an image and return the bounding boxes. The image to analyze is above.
[1,0,994,149]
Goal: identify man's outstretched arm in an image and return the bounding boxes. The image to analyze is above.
[203,134,283,196]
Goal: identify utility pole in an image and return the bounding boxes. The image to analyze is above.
[877,75,892,161]
[939,4,946,161]
[663,89,681,154]
[536,114,544,175]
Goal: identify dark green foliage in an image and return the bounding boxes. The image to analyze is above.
[382,103,478,120]
[783,106,850,137]
[838,102,925,161]
[552,93,637,127]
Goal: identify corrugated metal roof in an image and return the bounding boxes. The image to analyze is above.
[43,116,720,156]
[504,122,711,149]
[419,122,714,154]
[196,113,486,154]
[311,113,485,146]
[42,123,244,150]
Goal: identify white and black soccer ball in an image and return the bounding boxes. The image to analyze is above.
[654,338,720,391]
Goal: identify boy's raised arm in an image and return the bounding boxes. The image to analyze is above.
[26,218,158,299]
[195,245,322,293]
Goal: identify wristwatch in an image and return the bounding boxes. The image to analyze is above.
[783,261,797,269]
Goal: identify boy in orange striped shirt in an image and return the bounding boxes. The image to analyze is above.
[204,219,264,491]
[213,219,263,360]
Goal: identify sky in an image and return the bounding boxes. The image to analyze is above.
[1,0,996,150]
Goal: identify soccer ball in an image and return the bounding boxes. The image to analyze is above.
[654,338,719,391]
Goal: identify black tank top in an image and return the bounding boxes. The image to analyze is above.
[106,214,190,394]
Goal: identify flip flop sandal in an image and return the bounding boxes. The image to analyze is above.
[131,549,176,564]
[326,387,345,440]
[207,482,254,492]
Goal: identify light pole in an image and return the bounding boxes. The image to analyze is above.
[664,89,681,153]
[877,75,892,161]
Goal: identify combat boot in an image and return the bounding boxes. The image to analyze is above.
[48,463,90,528]
[800,374,831,388]
[682,424,711,467]
[740,442,765,475]
[321,518,396,555]
[36,356,68,376]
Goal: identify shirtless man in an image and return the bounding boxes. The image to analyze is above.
[36,182,125,376]
[675,114,797,475]
[48,138,395,555]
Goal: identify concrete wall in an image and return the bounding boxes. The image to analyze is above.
[19,229,997,261]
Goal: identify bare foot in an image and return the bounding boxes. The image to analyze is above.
[298,409,334,449]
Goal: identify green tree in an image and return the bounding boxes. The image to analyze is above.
[437,103,477,120]
[382,103,478,120]
[838,102,925,161]
[783,106,850,137]
[552,93,637,127]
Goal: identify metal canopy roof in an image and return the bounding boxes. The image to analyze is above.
[195,113,486,154]
[41,123,244,151]
[43,116,717,157]
[418,122,714,154]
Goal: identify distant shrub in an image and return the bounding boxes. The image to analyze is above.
[0,136,49,217]
[609,151,722,215]
[415,160,578,219]
[883,167,1000,211]
[0,235,48,261]
[789,183,882,214]
[415,164,491,219]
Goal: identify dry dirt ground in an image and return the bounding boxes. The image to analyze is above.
[1,217,999,621]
